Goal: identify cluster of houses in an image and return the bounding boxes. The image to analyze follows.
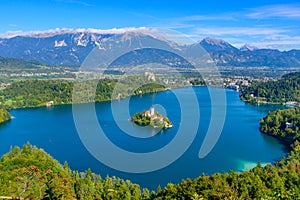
[284,101,300,107]
[0,83,8,89]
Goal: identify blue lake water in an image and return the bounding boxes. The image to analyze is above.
[0,86,287,189]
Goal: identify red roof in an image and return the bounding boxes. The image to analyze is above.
[144,111,151,115]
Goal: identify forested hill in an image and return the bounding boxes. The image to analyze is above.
[240,72,300,103]
[260,108,300,144]
[0,79,166,109]
[0,56,43,68]
[0,141,299,199]
[0,108,11,123]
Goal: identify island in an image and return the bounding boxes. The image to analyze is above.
[131,106,173,129]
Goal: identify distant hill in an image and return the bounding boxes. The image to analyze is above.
[260,108,300,144]
[240,71,300,103]
[0,56,43,68]
[1,30,300,68]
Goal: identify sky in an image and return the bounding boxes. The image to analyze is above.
[1,0,300,50]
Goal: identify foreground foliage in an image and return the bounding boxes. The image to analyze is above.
[156,105,300,199]
[0,143,151,199]
[0,139,299,199]
[156,145,300,199]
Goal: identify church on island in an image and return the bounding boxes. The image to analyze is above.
[131,106,173,129]
[143,106,162,120]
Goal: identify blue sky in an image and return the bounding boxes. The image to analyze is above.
[1,0,300,50]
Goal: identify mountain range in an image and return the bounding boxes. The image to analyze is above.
[0,30,300,68]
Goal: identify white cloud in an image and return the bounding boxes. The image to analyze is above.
[246,4,300,19]
[0,27,153,38]
[219,35,300,50]
[253,35,300,50]
[177,15,236,22]
[52,0,93,7]
[0,30,25,38]
[170,4,300,22]
[192,27,288,37]
[182,27,300,50]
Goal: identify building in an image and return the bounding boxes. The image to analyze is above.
[286,122,294,129]
[144,111,151,117]
[143,106,156,118]
[0,83,7,89]
[150,106,155,116]
[46,101,54,107]
[145,72,155,81]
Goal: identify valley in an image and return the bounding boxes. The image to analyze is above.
[0,26,299,200]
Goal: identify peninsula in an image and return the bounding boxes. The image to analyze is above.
[0,109,11,124]
[131,106,173,129]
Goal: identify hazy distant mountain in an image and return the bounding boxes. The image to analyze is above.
[0,30,300,68]
[199,37,238,52]
[240,44,258,52]
[0,32,113,66]
[190,39,300,67]
[0,31,181,67]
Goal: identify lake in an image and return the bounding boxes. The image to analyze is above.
[0,86,287,189]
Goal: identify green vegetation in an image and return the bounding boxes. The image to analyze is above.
[0,80,74,108]
[133,83,166,95]
[0,141,299,199]
[0,56,43,69]
[131,110,173,129]
[240,72,300,103]
[131,112,151,126]
[0,143,150,199]
[0,78,167,109]
[0,108,11,123]
[156,105,300,199]
[260,108,300,144]
[156,142,300,199]
[1,72,300,199]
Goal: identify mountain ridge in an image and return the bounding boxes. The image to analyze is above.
[0,29,300,68]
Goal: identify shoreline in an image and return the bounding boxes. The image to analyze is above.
[240,97,300,108]
[3,85,198,111]
[241,98,298,147]
[0,85,298,195]
[4,84,293,150]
